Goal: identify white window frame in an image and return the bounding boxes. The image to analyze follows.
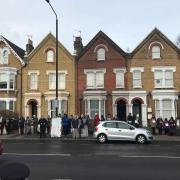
[113,68,126,88]
[0,98,16,112]
[152,45,161,59]
[84,69,106,89]
[130,67,144,88]
[46,70,67,90]
[28,71,40,90]
[0,72,16,91]
[46,50,54,62]
[152,67,175,89]
[0,47,10,65]
[97,48,105,61]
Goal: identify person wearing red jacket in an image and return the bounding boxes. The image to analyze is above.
[93,113,100,128]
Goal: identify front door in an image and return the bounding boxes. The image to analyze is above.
[117,100,126,121]
[132,99,142,124]
[28,100,38,118]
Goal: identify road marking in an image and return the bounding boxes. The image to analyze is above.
[4,153,71,156]
[78,154,92,157]
[120,155,180,159]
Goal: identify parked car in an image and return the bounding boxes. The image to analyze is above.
[0,140,4,155]
[94,121,153,144]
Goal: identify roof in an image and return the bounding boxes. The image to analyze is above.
[28,32,73,60]
[78,30,127,59]
[131,28,180,57]
[0,35,25,65]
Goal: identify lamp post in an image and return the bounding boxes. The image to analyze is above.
[45,0,59,116]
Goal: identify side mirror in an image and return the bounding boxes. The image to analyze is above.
[130,126,135,130]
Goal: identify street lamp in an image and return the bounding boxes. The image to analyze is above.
[45,0,59,116]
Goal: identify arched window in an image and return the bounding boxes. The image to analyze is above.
[97,48,105,61]
[47,50,54,62]
[152,45,160,59]
[3,50,8,64]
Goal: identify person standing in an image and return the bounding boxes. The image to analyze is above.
[32,115,38,134]
[127,113,134,125]
[25,117,32,135]
[47,115,51,135]
[71,115,79,139]
[150,115,157,135]
[18,116,25,135]
[38,116,47,138]
[156,117,164,135]
[62,114,69,137]
[168,117,176,136]
[0,116,3,135]
[93,113,100,128]
[163,118,169,135]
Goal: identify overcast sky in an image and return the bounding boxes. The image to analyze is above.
[0,0,180,53]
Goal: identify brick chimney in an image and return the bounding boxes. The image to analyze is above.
[74,36,83,56]
[26,38,34,55]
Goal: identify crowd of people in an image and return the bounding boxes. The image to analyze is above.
[149,115,179,135]
[1,113,180,138]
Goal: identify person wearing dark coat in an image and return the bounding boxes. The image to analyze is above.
[156,117,164,135]
[18,116,25,134]
[127,113,134,125]
[62,114,69,137]
[168,117,176,136]
[38,117,47,138]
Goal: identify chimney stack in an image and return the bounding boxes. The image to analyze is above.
[74,36,83,56]
[26,38,34,55]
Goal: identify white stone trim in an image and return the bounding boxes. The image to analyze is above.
[28,70,40,75]
[84,68,106,74]
[152,90,178,100]
[46,70,68,75]
[112,91,147,126]
[113,68,126,73]
[0,67,17,74]
[94,44,109,52]
[24,92,42,118]
[44,91,70,101]
[130,67,144,73]
[148,41,164,50]
[151,66,176,72]
[0,98,16,101]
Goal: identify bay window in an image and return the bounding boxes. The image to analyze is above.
[0,72,16,90]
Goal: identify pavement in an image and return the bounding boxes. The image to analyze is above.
[0,131,180,141]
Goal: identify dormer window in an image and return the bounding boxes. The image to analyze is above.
[47,50,54,62]
[97,48,105,61]
[152,45,161,59]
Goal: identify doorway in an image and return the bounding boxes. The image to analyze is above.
[27,99,38,118]
[117,99,126,121]
[132,99,142,124]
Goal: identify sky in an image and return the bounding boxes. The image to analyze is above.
[0,0,180,54]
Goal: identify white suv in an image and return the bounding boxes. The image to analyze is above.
[94,121,153,144]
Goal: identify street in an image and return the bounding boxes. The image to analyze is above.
[1,140,180,180]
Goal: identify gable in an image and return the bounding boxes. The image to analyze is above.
[78,31,127,60]
[131,28,180,59]
[0,35,25,66]
[28,33,73,61]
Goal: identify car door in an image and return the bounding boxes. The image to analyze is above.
[103,122,119,140]
[116,122,136,140]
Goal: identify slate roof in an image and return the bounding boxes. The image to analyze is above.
[2,36,25,59]
[78,30,127,59]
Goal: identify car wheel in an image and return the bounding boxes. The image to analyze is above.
[97,134,107,143]
[136,135,146,144]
